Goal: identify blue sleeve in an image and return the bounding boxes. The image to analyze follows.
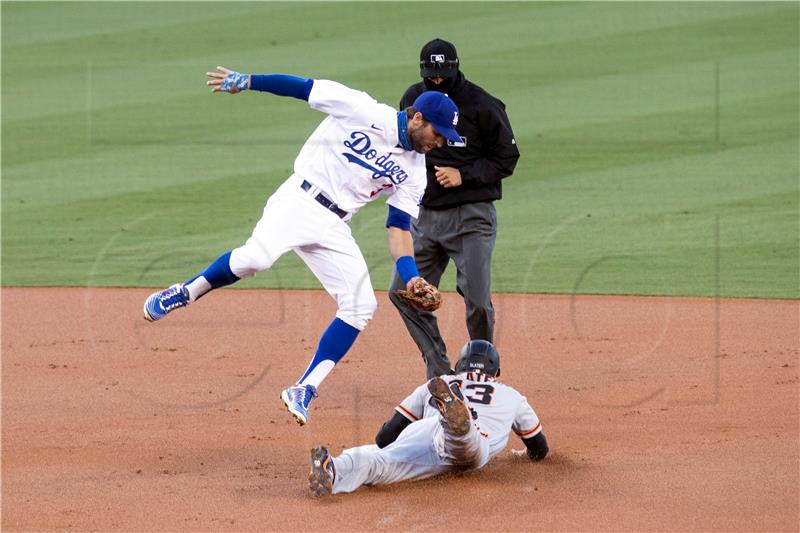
[386,205,412,230]
[250,74,314,101]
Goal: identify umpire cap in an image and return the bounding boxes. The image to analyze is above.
[455,340,501,377]
[420,38,459,78]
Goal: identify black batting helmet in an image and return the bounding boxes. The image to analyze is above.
[455,340,500,377]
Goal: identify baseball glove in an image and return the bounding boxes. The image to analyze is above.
[395,277,442,312]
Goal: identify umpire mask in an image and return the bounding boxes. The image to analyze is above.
[420,38,460,93]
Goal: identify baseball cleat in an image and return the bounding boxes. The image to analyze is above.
[427,376,472,436]
[281,384,318,426]
[308,446,335,497]
[143,283,190,322]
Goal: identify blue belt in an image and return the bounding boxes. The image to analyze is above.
[300,180,348,219]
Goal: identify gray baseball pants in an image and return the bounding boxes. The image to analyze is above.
[389,202,497,379]
[330,415,489,494]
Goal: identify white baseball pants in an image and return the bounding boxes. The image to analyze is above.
[228,175,377,330]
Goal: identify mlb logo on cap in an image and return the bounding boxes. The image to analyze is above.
[420,38,459,78]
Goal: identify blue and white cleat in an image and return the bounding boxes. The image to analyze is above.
[143,283,190,322]
[308,446,335,497]
[281,384,318,426]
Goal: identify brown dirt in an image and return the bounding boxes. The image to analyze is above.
[2,287,798,532]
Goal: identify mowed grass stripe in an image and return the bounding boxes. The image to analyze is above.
[476,5,797,90]
[1,3,797,297]
[6,137,793,295]
[0,2,305,48]
[5,4,794,121]
[520,91,798,183]
[5,88,794,215]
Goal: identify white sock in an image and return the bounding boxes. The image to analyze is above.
[184,276,212,302]
[299,360,336,389]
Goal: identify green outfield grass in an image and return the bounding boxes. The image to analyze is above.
[2,2,798,298]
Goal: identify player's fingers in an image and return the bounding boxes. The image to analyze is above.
[216,66,231,74]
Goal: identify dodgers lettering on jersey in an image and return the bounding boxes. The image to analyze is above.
[396,373,542,459]
[291,80,426,217]
[343,133,410,184]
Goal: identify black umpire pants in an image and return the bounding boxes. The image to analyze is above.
[389,201,497,379]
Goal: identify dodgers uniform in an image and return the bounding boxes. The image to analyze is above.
[231,80,427,326]
[329,373,543,493]
[142,69,461,425]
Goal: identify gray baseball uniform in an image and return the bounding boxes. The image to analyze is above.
[329,372,542,493]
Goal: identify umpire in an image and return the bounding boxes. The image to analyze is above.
[389,38,520,379]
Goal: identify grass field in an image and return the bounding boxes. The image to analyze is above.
[2,2,798,298]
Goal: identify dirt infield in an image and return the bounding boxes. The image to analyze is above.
[2,288,798,531]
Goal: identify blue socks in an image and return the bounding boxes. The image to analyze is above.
[183,253,360,391]
[198,251,239,288]
[184,251,240,301]
[299,318,360,387]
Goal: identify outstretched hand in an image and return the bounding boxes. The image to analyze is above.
[206,66,249,94]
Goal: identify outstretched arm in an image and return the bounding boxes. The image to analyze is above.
[206,66,313,100]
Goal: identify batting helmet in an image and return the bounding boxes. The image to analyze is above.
[455,340,500,377]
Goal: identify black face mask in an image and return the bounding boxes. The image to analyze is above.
[423,75,458,93]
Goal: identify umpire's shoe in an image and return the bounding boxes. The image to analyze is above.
[308,446,335,497]
[428,376,472,436]
[143,283,190,322]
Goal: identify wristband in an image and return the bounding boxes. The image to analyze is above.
[395,256,419,284]
[220,71,250,93]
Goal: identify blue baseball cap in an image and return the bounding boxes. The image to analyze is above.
[413,91,461,143]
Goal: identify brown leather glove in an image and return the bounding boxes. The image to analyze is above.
[395,277,442,312]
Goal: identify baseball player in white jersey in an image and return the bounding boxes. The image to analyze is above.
[308,340,549,496]
[142,66,461,426]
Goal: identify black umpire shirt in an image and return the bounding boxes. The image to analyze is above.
[400,72,520,209]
